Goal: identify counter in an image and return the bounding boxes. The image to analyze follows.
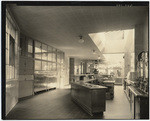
[71,81,107,116]
[102,80,115,99]
[128,86,149,119]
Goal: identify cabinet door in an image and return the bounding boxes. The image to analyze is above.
[135,97,140,119]
[130,92,135,119]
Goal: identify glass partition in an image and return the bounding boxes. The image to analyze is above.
[28,38,33,58]
[35,41,42,59]
[42,44,48,61]
[34,41,64,92]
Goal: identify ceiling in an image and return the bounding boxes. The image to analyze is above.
[9,4,148,60]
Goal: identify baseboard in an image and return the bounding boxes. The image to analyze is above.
[34,87,56,95]
[19,95,34,101]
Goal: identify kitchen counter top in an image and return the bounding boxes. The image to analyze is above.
[71,80,107,115]
[128,86,148,98]
[103,80,115,83]
[71,81,107,90]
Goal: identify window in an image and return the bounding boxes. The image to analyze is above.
[52,48,56,62]
[9,35,15,79]
[42,61,48,70]
[6,33,9,65]
[42,44,48,60]
[48,46,52,61]
[35,41,42,59]
[48,62,52,70]
[52,63,56,71]
[35,60,41,70]
[28,39,33,57]
[9,35,15,66]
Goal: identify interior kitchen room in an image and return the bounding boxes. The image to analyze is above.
[1,1,149,120]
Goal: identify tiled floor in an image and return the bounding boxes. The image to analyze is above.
[6,85,131,119]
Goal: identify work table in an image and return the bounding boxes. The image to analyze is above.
[71,81,107,116]
[103,80,115,83]
[128,86,148,98]
[72,81,107,89]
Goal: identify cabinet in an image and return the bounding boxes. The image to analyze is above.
[129,86,149,119]
[71,82,107,116]
[102,81,114,99]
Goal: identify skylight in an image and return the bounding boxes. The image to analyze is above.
[89,29,134,54]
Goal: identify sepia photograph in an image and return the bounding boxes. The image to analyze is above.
[1,1,149,120]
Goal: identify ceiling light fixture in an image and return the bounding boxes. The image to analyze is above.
[78,35,84,43]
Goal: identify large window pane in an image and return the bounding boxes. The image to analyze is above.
[57,51,60,63]
[42,53,48,61]
[42,61,48,70]
[6,33,8,49]
[57,54,60,63]
[60,52,64,64]
[48,62,52,70]
[52,53,56,62]
[48,46,52,61]
[6,49,9,65]
[42,44,48,60]
[35,60,41,70]
[52,63,56,71]
[9,35,15,66]
[10,66,15,79]
[48,53,52,61]
[52,48,56,62]
[42,44,47,53]
[35,41,42,59]
[48,46,52,52]
[6,65,10,79]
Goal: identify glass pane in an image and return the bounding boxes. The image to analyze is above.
[35,53,42,59]
[35,41,41,59]
[9,35,15,66]
[42,44,47,53]
[6,49,9,65]
[60,52,64,64]
[52,63,56,71]
[48,62,52,70]
[42,44,48,60]
[57,53,60,63]
[35,60,41,70]
[42,53,48,61]
[53,48,56,52]
[53,53,56,62]
[35,41,41,53]
[48,46,52,52]
[10,66,14,79]
[42,61,48,70]
[6,65,10,79]
[48,53,52,61]
[28,39,33,53]
[6,33,8,49]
